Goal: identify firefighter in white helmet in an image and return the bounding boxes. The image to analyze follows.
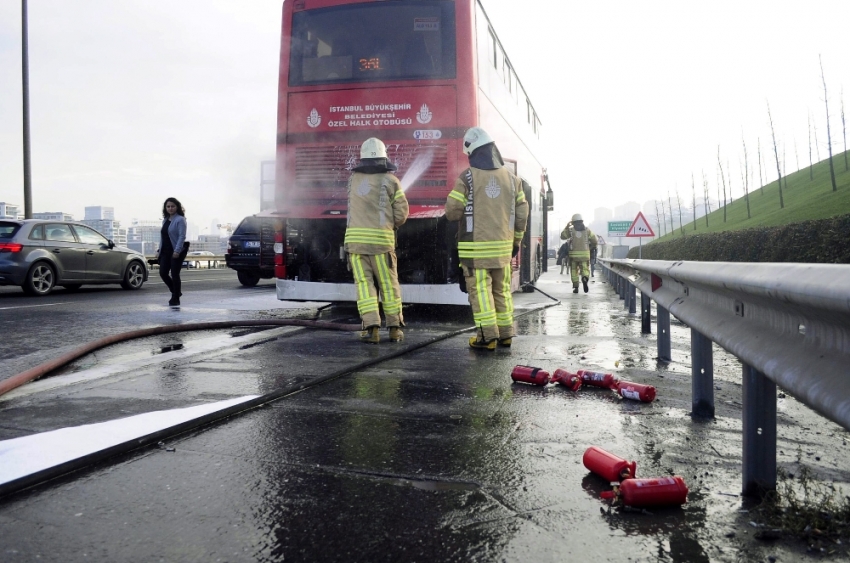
[345,137,409,343]
[561,213,598,293]
[445,127,529,350]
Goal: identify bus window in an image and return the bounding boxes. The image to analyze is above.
[289,1,457,85]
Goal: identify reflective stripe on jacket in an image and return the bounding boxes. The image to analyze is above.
[344,171,409,255]
[445,167,529,269]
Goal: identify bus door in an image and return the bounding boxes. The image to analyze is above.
[519,179,535,291]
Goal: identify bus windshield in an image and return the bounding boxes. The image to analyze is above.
[289,1,456,86]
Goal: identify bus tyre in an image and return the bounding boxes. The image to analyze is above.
[23,262,56,296]
[237,270,261,287]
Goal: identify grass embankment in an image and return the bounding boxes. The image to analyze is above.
[629,150,850,262]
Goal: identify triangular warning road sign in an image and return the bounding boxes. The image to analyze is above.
[626,212,655,237]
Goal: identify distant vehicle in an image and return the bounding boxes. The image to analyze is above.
[183,250,219,269]
[0,219,148,296]
[224,215,276,287]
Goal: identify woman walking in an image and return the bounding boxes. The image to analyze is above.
[158,197,188,306]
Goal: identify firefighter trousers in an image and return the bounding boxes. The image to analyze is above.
[463,265,514,342]
[349,251,404,329]
[570,259,590,285]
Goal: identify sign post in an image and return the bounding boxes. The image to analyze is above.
[625,212,655,258]
[607,221,631,245]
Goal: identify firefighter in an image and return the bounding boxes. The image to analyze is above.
[344,137,409,344]
[560,213,598,293]
[445,127,529,350]
[556,240,569,275]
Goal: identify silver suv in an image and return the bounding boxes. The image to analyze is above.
[0,219,148,296]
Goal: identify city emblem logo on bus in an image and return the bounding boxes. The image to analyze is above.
[415,104,433,124]
[307,108,322,128]
[485,177,501,199]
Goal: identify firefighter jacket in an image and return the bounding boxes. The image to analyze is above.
[561,225,597,260]
[344,171,409,255]
[445,167,529,269]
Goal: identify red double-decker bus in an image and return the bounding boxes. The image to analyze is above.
[271,0,551,305]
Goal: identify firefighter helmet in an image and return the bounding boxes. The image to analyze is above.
[462,127,494,155]
[360,137,387,159]
[572,213,583,222]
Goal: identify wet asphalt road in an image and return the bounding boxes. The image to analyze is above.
[0,262,848,562]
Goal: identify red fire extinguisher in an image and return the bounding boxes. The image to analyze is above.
[510,365,551,386]
[576,369,619,389]
[552,369,582,391]
[614,380,657,403]
[583,446,637,481]
[600,476,689,507]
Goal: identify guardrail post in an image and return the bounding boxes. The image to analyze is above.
[641,292,651,333]
[656,305,671,361]
[691,329,714,418]
[618,275,625,301]
[742,364,777,496]
[628,282,636,315]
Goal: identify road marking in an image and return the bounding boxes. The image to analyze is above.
[0,302,66,311]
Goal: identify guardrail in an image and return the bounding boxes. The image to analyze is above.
[144,256,226,269]
[600,258,850,496]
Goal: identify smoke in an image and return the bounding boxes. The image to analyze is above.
[399,149,434,192]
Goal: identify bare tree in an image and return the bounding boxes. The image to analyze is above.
[675,188,685,235]
[767,101,785,208]
[820,54,839,192]
[727,158,733,204]
[654,200,664,236]
[794,137,800,172]
[757,138,765,195]
[717,147,728,222]
[702,170,711,228]
[808,111,814,180]
[741,134,752,219]
[842,87,848,172]
[691,173,697,230]
[813,118,821,161]
[659,198,668,237]
[667,191,675,236]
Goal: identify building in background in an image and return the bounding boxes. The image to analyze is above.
[191,234,228,255]
[33,211,75,221]
[0,202,21,219]
[126,219,161,256]
[82,206,127,245]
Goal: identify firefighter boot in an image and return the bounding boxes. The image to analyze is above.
[573,283,579,294]
[389,327,404,342]
[498,337,512,347]
[469,336,497,350]
[582,276,589,293]
[360,326,380,344]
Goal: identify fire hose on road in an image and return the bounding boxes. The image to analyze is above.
[0,318,361,398]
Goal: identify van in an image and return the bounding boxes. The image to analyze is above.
[224,215,276,286]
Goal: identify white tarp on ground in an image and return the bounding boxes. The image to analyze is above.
[0,395,258,487]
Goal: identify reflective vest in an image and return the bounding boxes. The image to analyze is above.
[445,167,529,269]
[344,172,409,255]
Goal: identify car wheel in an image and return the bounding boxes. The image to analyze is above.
[23,262,56,296]
[237,270,261,287]
[62,284,82,291]
[121,261,146,290]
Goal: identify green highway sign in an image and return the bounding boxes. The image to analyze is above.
[608,221,631,238]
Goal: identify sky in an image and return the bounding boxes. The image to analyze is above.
[2,0,849,236]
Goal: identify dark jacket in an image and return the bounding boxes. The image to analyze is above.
[556,242,569,265]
